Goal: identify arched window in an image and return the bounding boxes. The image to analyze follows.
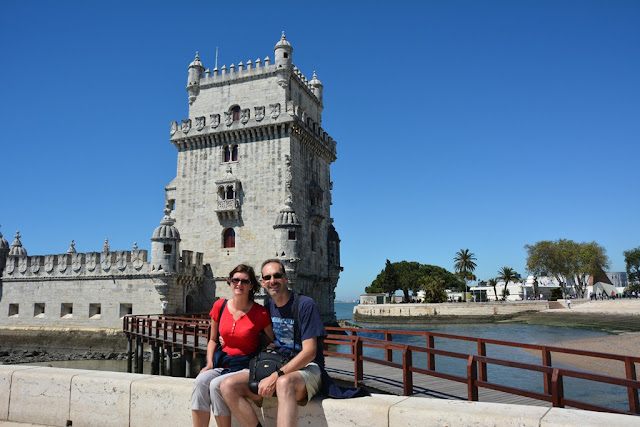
[231,144,238,161]
[218,186,225,199]
[224,145,231,162]
[223,228,235,248]
[231,106,241,122]
[226,186,234,200]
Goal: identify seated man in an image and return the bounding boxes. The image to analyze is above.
[221,259,326,427]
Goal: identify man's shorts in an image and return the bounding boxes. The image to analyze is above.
[297,362,322,404]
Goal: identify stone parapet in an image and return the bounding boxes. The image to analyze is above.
[2,249,203,281]
[1,365,638,426]
[354,301,550,323]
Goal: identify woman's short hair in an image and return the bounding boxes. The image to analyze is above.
[227,264,260,300]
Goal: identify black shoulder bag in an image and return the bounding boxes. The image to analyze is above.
[248,294,300,395]
[212,299,228,368]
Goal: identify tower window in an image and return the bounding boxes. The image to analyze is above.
[224,145,231,162]
[223,228,235,248]
[164,244,172,254]
[288,230,296,240]
[226,186,234,200]
[231,106,240,121]
[231,144,238,161]
[311,232,317,252]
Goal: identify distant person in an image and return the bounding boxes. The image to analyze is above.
[567,299,571,309]
[191,264,274,427]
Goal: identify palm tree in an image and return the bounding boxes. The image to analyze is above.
[487,278,499,301]
[454,249,477,301]
[497,267,519,301]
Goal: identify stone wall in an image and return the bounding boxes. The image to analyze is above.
[354,301,549,323]
[1,365,638,426]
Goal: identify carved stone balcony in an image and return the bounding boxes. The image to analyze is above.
[215,199,240,221]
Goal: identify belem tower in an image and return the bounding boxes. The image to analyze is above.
[0,33,342,331]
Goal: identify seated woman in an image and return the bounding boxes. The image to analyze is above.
[191,264,274,427]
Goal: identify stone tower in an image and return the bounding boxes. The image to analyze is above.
[166,33,341,322]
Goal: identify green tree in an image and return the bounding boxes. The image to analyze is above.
[497,266,519,300]
[365,259,398,297]
[525,239,610,298]
[624,247,640,285]
[572,242,610,297]
[487,278,499,301]
[418,276,448,303]
[367,261,464,302]
[453,249,477,301]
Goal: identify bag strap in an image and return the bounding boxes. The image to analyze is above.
[292,293,300,353]
[215,299,228,343]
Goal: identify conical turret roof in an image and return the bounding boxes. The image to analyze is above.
[9,231,27,256]
[152,209,181,240]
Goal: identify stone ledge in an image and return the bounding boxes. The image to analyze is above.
[1,365,639,426]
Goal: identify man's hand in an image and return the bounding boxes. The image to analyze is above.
[257,372,278,397]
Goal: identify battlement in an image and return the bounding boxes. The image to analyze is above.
[170,100,336,158]
[2,249,204,280]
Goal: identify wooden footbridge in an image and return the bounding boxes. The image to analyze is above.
[122,314,640,417]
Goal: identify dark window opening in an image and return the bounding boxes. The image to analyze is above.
[288,230,296,240]
[231,144,238,161]
[224,145,231,162]
[311,232,317,252]
[226,186,234,200]
[284,53,288,58]
[224,229,235,248]
[232,106,240,121]
[163,244,172,254]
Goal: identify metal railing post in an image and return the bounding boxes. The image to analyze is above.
[478,341,487,381]
[403,347,413,396]
[426,333,435,371]
[542,348,552,395]
[551,368,564,407]
[354,337,363,386]
[385,332,393,362]
[625,356,640,414]
[466,355,478,401]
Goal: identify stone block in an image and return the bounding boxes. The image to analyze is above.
[390,397,549,426]
[541,407,640,426]
[130,376,195,427]
[0,365,38,421]
[322,394,408,427]
[241,395,329,427]
[70,371,150,426]
[8,366,90,426]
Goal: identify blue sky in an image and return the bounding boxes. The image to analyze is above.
[2,1,639,300]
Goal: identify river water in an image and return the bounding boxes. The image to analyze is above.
[30,303,629,412]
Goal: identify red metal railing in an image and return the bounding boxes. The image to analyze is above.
[324,326,640,416]
[122,315,640,416]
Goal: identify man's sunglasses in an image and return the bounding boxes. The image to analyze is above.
[231,278,252,285]
[261,272,283,281]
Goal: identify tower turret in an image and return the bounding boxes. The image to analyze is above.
[151,208,181,273]
[8,231,27,257]
[273,32,293,69]
[309,71,324,105]
[187,52,205,105]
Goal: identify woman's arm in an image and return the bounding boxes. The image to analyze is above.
[200,320,219,373]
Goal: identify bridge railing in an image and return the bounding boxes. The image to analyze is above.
[122,315,639,415]
[324,326,640,416]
